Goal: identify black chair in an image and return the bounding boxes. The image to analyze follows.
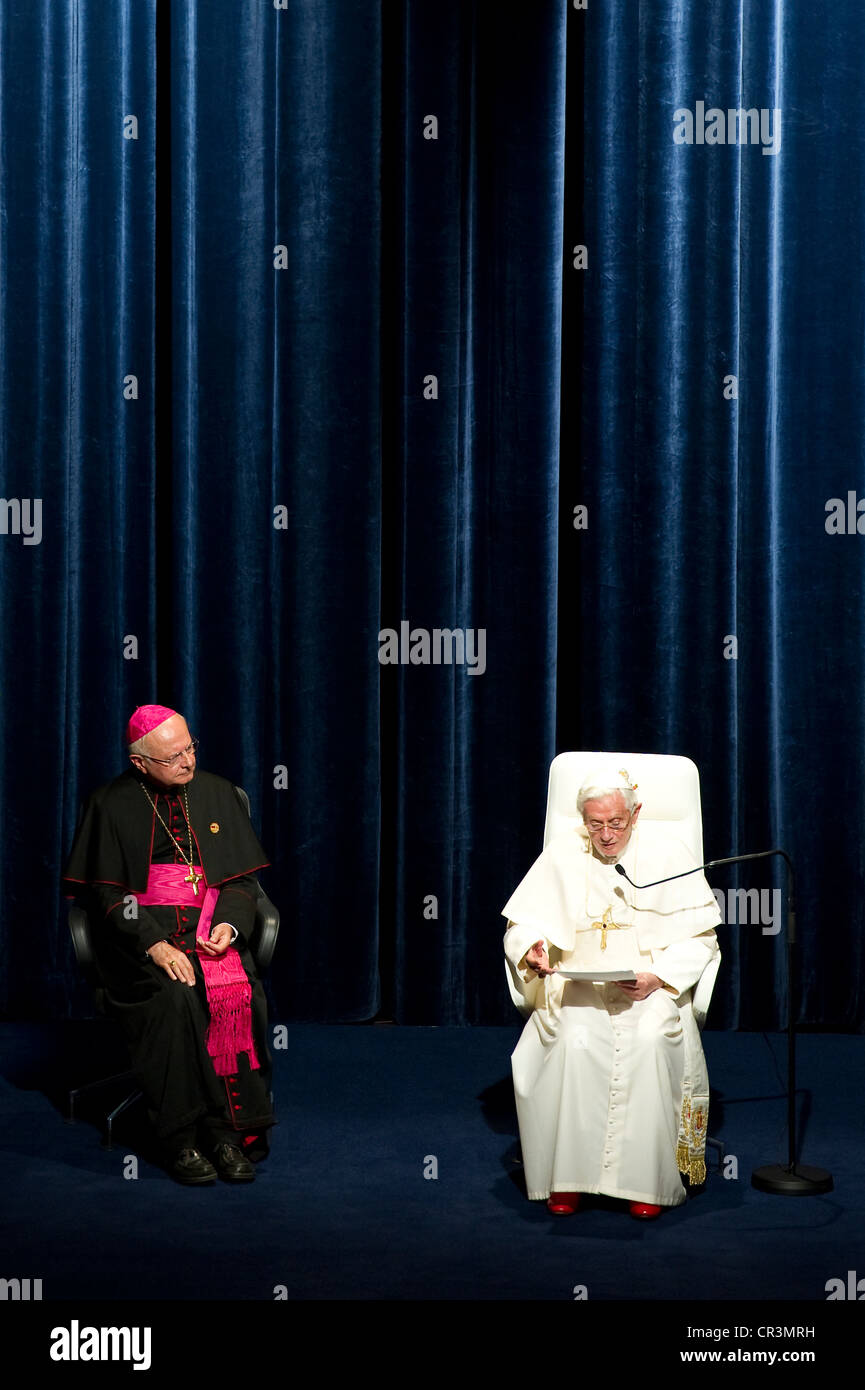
[67,786,279,1147]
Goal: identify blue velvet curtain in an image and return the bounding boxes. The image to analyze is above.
[0,0,157,1015]
[384,4,564,1021]
[556,0,864,1031]
[167,2,387,1021]
[1,1,863,1030]
[1,0,563,1025]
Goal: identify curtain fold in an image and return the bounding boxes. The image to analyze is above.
[565,0,865,1028]
[0,0,156,1016]
[384,2,565,1021]
[169,0,384,1020]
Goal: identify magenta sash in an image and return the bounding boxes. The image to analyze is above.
[138,864,260,1077]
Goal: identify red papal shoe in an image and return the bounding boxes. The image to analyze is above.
[547,1191,581,1215]
[629,1202,662,1220]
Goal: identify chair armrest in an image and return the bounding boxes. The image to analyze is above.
[248,887,280,974]
[69,903,97,972]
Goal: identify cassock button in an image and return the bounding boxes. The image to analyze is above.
[210,823,220,834]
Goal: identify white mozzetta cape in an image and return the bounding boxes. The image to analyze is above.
[502,821,721,1022]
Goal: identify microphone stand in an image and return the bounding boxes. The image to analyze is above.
[616,849,832,1197]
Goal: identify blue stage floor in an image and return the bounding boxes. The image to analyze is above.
[0,1024,860,1303]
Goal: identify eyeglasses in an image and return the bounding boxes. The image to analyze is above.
[585,814,631,834]
[139,738,199,767]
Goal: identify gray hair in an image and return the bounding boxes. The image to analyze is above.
[577,781,638,818]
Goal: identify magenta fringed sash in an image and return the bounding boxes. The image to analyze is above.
[138,863,260,1077]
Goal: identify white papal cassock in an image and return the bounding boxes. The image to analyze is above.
[503,821,721,1206]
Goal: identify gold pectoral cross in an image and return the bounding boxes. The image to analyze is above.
[591,907,623,951]
[184,867,203,897]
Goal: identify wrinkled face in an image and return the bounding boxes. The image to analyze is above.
[129,715,196,790]
[582,791,640,861]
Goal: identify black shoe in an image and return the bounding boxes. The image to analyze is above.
[171,1148,217,1185]
[213,1142,256,1183]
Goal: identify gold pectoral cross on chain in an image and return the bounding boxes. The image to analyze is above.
[184,867,203,897]
[591,907,624,952]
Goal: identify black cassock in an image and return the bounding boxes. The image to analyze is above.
[63,768,274,1153]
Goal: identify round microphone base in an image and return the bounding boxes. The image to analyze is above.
[751,1162,833,1196]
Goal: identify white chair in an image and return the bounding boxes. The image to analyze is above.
[544,751,704,859]
[542,749,725,1171]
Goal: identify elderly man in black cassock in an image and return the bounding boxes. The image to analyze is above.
[63,704,274,1184]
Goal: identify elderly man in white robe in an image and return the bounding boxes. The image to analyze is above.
[502,766,721,1219]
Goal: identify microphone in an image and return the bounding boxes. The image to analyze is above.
[617,845,831,1197]
[614,847,793,895]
